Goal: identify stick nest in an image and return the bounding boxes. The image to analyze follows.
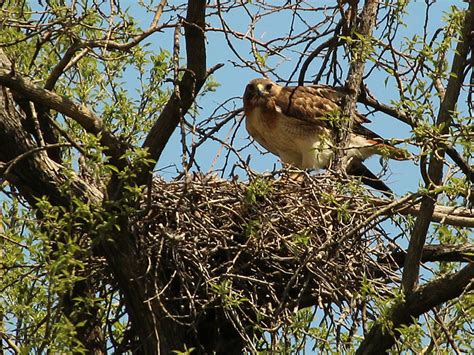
[133,171,400,343]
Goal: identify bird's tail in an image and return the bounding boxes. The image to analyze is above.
[347,160,393,197]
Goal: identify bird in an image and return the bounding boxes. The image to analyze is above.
[243,77,410,194]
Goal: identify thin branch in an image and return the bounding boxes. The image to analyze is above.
[0,332,21,354]
[298,33,340,86]
[344,193,417,240]
[47,1,167,90]
[360,88,474,183]
[359,86,413,126]
[0,143,73,177]
[82,0,168,52]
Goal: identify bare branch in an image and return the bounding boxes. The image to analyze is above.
[371,198,474,228]
[359,86,413,126]
[337,0,379,166]
[380,244,474,267]
[298,31,341,86]
[139,0,208,185]
[445,146,474,183]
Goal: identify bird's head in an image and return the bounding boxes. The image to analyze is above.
[243,78,281,107]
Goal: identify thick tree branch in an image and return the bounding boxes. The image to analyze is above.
[139,0,207,185]
[402,1,474,293]
[0,104,102,206]
[44,42,82,91]
[379,244,474,267]
[336,0,379,166]
[0,2,170,171]
[356,263,474,354]
[99,2,213,353]
[358,3,474,353]
[0,68,126,166]
[445,146,474,183]
[400,203,474,228]
[371,198,474,228]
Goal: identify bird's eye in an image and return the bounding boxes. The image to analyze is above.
[265,83,273,91]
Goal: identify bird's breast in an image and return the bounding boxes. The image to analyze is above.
[245,106,280,154]
[245,107,329,162]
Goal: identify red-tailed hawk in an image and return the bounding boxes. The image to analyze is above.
[243,78,410,193]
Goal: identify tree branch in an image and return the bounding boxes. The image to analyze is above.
[43,0,168,91]
[82,0,168,52]
[297,32,340,86]
[371,198,474,228]
[359,86,413,126]
[356,263,474,354]
[44,42,82,91]
[336,0,379,167]
[359,88,474,183]
[139,0,207,185]
[402,1,474,293]
[445,146,474,183]
[0,50,105,352]
[99,2,212,353]
[358,3,474,353]
[379,244,474,267]
[0,68,126,167]
[0,63,103,206]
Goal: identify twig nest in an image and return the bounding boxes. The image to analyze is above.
[133,171,399,333]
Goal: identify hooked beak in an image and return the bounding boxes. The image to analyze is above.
[255,83,265,97]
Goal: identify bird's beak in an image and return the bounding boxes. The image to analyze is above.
[256,83,265,97]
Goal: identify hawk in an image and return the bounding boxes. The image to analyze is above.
[243,78,410,193]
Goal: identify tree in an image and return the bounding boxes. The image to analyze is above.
[0,0,472,353]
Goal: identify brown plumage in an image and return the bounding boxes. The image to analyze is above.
[243,78,410,193]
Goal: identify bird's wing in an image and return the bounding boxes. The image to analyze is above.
[275,85,408,152]
[352,123,385,142]
[275,85,369,126]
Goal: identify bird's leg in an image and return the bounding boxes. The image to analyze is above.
[280,163,306,182]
